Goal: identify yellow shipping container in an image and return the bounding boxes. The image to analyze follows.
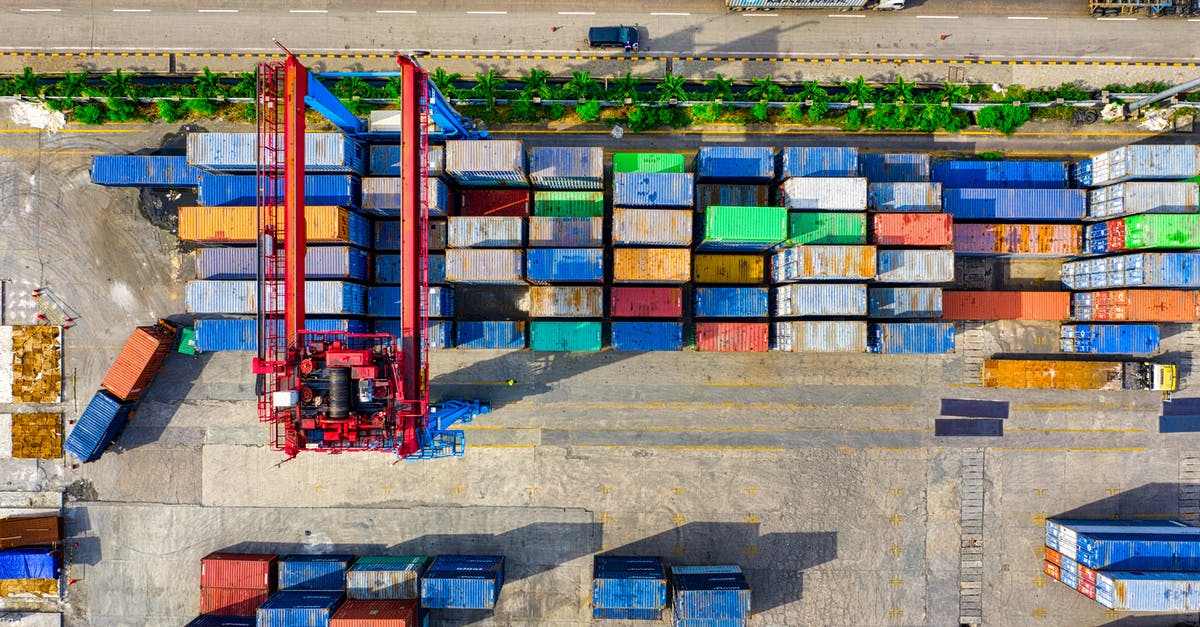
[177,206,353,243]
[982,359,1122,390]
[613,249,691,284]
[693,254,764,284]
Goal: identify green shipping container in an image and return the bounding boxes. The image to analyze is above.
[1124,214,1200,249]
[534,191,605,217]
[530,320,603,351]
[786,212,867,245]
[703,206,788,243]
[612,152,687,174]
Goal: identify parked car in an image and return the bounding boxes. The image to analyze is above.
[588,25,642,51]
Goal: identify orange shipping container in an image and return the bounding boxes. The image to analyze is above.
[942,291,1068,321]
[613,249,691,284]
[101,321,177,402]
[871,213,953,247]
[1044,560,1061,581]
[0,515,61,549]
[982,359,1127,390]
[178,206,358,243]
[200,586,269,616]
[331,599,419,626]
[1085,289,1200,322]
[1044,546,1062,567]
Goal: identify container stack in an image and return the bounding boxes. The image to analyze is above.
[591,556,669,620]
[198,552,277,618]
[419,555,504,610]
[772,147,871,353]
[1043,518,1200,611]
[670,565,752,626]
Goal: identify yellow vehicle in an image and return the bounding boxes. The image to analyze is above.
[982,359,1177,392]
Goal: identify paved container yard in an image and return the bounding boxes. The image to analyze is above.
[3,110,1200,625]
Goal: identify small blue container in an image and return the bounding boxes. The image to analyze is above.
[197,173,360,207]
[456,321,526,349]
[278,555,355,592]
[65,390,135,462]
[868,322,955,354]
[671,565,751,622]
[90,155,200,188]
[780,146,858,178]
[694,287,769,318]
[610,322,684,351]
[612,172,695,208]
[525,248,604,283]
[593,556,668,619]
[932,160,1068,189]
[195,246,369,281]
[184,617,256,627]
[695,146,775,182]
[859,152,930,182]
[256,591,344,627]
[942,188,1086,221]
[420,555,505,610]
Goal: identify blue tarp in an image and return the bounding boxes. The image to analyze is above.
[0,548,57,579]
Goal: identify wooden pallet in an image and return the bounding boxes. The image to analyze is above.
[10,326,62,404]
[11,413,61,459]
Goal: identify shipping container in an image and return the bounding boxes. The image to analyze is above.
[446,216,524,248]
[256,591,344,627]
[186,617,257,627]
[770,245,877,282]
[695,322,769,352]
[369,144,442,177]
[1084,222,1109,254]
[1072,530,1200,571]
[63,390,135,462]
[982,359,1156,390]
[527,217,604,247]
[1096,571,1200,611]
[613,248,691,283]
[780,146,858,178]
[525,248,604,283]
[612,209,692,246]
[592,556,668,619]
[1046,546,1063,566]
[695,184,770,212]
[426,320,455,349]
[533,191,605,217]
[0,515,61,550]
[610,322,684,351]
[444,140,527,186]
[772,321,868,352]
[197,173,359,207]
[942,291,1068,321]
[698,206,788,251]
[528,146,604,190]
[610,287,683,318]
[942,188,1086,221]
[1075,145,1200,187]
[445,249,525,284]
[101,322,175,401]
[375,254,446,285]
[427,220,447,250]
[953,223,1081,257]
[279,555,355,592]
[347,556,429,600]
[613,172,695,208]
[179,206,370,247]
[187,132,366,173]
[194,319,370,352]
[330,599,419,626]
[871,214,953,247]
[368,286,453,318]
[875,249,955,284]
[859,152,930,183]
[693,254,765,284]
[773,283,867,317]
[185,281,367,315]
[457,189,530,217]
[694,287,769,318]
[785,212,867,246]
[1061,324,1161,354]
[196,247,370,281]
[695,146,775,182]
[90,155,200,187]
[1087,181,1199,220]
[455,321,526,349]
[1062,252,1200,289]
[419,556,504,610]
[530,320,603,351]
[1071,289,1200,322]
[528,286,604,317]
[779,177,868,211]
[200,587,268,617]
[868,287,943,318]
[360,178,450,217]
[671,565,751,622]
[1101,214,1200,252]
[932,160,1068,189]
[1044,560,1061,581]
[611,152,686,174]
[867,182,942,212]
[0,548,56,579]
[1047,519,1198,555]
[868,322,955,354]
[201,552,277,590]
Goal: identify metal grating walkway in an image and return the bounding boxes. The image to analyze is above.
[1181,454,1200,524]
[959,447,985,626]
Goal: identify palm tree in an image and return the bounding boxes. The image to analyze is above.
[13,67,45,97]
[841,76,874,104]
[704,73,734,101]
[193,67,226,99]
[333,76,370,99]
[613,72,642,103]
[54,71,90,98]
[885,76,915,104]
[102,69,137,99]
[746,75,783,103]
[383,76,403,100]
[562,71,599,101]
[519,68,553,100]
[471,69,505,109]
[431,68,462,99]
[654,72,688,104]
[798,80,829,104]
[936,80,969,105]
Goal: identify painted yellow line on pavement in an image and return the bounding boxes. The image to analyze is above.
[997,447,1146,451]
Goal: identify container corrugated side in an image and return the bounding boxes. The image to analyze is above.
[194,319,369,352]
[942,188,1086,221]
[772,321,868,352]
[64,390,134,462]
[198,173,359,207]
[1096,571,1200,611]
[785,212,867,246]
[613,249,690,283]
[1070,289,1200,322]
[530,320,603,351]
[612,209,692,246]
[0,515,62,551]
[458,189,530,217]
[695,184,770,212]
[370,144,443,177]
[875,249,955,284]
[610,287,683,317]
[931,160,1068,189]
[376,254,446,285]
[455,321,526,349]
[699,206,788,251]
[360,178,450,216]
[610,322,684,351]
[953,223,1081,256]
[695,146,775,182]
[1078,145,1200,187]
[256,591,345,627]
[375,220,448,251]
[90,155,200,187]
[1087,181,1199,220]
[200,587,269,617]
[420,557,504,610]
[613,172,695,208]
[693,254,765,284]
[444,139,527,186]
[942,291,1069,320]
[1061,252,1200,289]
[369,286,454,318]
[528,146,604,190]
[780,177,868,211]
[196,247,369,281]
[532,191,604,217]
[871,214,953,247]
[694,287,769,318]
[1119,214,1200,250]
[446,217,524,248]
[346,556,429,600]
[773,284,867,317]
[982,359,1129,390]
[611,152,686,174]
[527,286,604,317]
[593,557,668,613]
[695,322,769,352]
[187,132,365,173]
[330,599,418,625]
[185,281,367,315]
[527,217,603,247]
[859,153,930,182]
[868,287,943,318]
[1075,531,1200,571]
[101,324,175,401]
[671,567,751,621]
[868,322,955,354]
[525,248,604,283]
[179,206,369,247]
[1060,324,1160,354]
[278,555,355,591]
[867,183,942,212]
[187,615,258,626]
[780,146,859,178]
[770,246,877,283]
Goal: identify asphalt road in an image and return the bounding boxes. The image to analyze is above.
[3,0,1200,62]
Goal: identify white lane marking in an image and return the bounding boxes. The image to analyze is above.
[1189,18,1200,21]
[558,11,596,15]
[376,9,416,13]
[742,13,779,16]
[289,9,329,13]
[112,8,151,12]
[466,10,508,14]
[1097,17,1136,21]
[828,14,865,18]
[1008,16,1048,20]
[651,12,691,15]
[916,15,958,19]
[198,8,238,12]
[18,8,63,11]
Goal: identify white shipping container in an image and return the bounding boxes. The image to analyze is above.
[772,321,867,352]
[445,139,527,185]
[527,217,604,247]
[447,216,525,248]
[875,249,955,284]
[445,249,525,284]
[612,208,692,246]
[780,177,868,211]
[773,284,867,317]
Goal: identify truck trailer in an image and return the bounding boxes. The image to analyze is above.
[982,359,1176,391]
[725,0,905,10]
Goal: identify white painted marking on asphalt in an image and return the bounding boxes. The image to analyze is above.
[916,15,958,19]
[1097,17,1136,21]
[651,12,691,16]
[1007,16,1048,20]
[112,8,151,12]
[559,11,596,15]
[1189,18,1200,21]
[466,11,508,14]
[376,9,416,13]
[828,14,865,18]
[18,8,62,12]
[742,13,779,17]
[289,9,328,13]
[198,9,238,12]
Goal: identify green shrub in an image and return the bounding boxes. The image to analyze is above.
[806,100,830,123]
[1052,82,1090,101]
[105,97,137,122]
[749,102,769,123]
[44,99,72,112]
[575,100,601,122]
[691,102,727,124]
[73,104,104,125]
[546,103,565,121]
[156,100,183,123]
[978,151,1005,161]
[182,98,218,117]
[508,95,540,122]
[844,108,865,131]
[782,101,805,123]
[976,104,1031,135]
[240,103,257,122]
[627,106,655,132]
[667,107,691,128]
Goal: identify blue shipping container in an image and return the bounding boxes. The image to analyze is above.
[90,155,201,188]
[1061,324,1160,354]
[931,160,1068,189]
[1045,519,1195,552]
[187,132,366,173]
[1075,531,1200,571]
[942,188,1086,221]
[371,144,443,176]
[194,318,369,352]
[420,555,504,610]
[456,321,526,349]
[374,319,455,349]
[695,146,775,183]
[1085,222,1108,254]
[1096,571,1200,611]
[613,172,695,208]
[695,287,770,318]
[671,566,751,621]
[610,322,684,351]
[256,591,344,627]
[528,146,605,190]
[197,173,360,207]
[375,254,446,285]
[869,322,955,354]
[278,555,355,591]
[0,548,57,579]
[867,182,942,212]
[525,248,604,284]
[185,281,367,315]
[868,287,943,318]
[195,246,369,281]
[368,286,454,317]
[64,390,135,462]
[593,556,668,616]
[859,152,930,182]
[1076,145,1200,187]
[780,146,859,178]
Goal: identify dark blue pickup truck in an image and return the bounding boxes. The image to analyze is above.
[587,26,641,51]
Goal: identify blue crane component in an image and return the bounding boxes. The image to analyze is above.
[318,67,489,140]
[304,72,366,135]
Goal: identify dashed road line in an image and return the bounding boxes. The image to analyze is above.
[466,11,508,14]
[651,12,691,16]
[288,9,328,13]
[917,15,959,19]
[558,11,595,15]
[1097,17,1137,21]
[376,9,416,13]
[829,14,865,18]
[18,8,62,12]
[112,8,151,12]
[1008,16,1048,20]
[198,9,238,12]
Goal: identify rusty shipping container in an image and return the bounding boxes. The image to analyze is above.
[694,322,769,352]
[612,209,693,246]
[1070,289,1200,322]
[613,249,691,284]
[693,254,765,284]
[458,189,531,217]
[101,322,177,402]
[695,184,770,212]
[983,359,1132,390]
[0,515,61,550]
[871,214,953,247]
[201,552,278,590]
[610,287,683,318]
[942,291,1069,321]
[953,223,1082,256]
[527,217,603,247]
[527,286,605,317]
[330,599,419,626]
[772,321,868,352]
[770,245,877,283]
[444,249,525,284]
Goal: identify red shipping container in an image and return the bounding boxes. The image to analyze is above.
[1079,563,1096,584]
[942,291,1069,321]
[200,586,269,616]
[101,321,177,401]
[331,599,419,626]
[871,213,953,247]
[610,287,683,318]
[1077,579,1096,599]
[1043,546,1061,567]
[1107,218,1127,253]
[695,322,769,352]
[1094,289,1200,322]
[457,189,530,217]
[201,552,277,590]
[1043,560,1061,581]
